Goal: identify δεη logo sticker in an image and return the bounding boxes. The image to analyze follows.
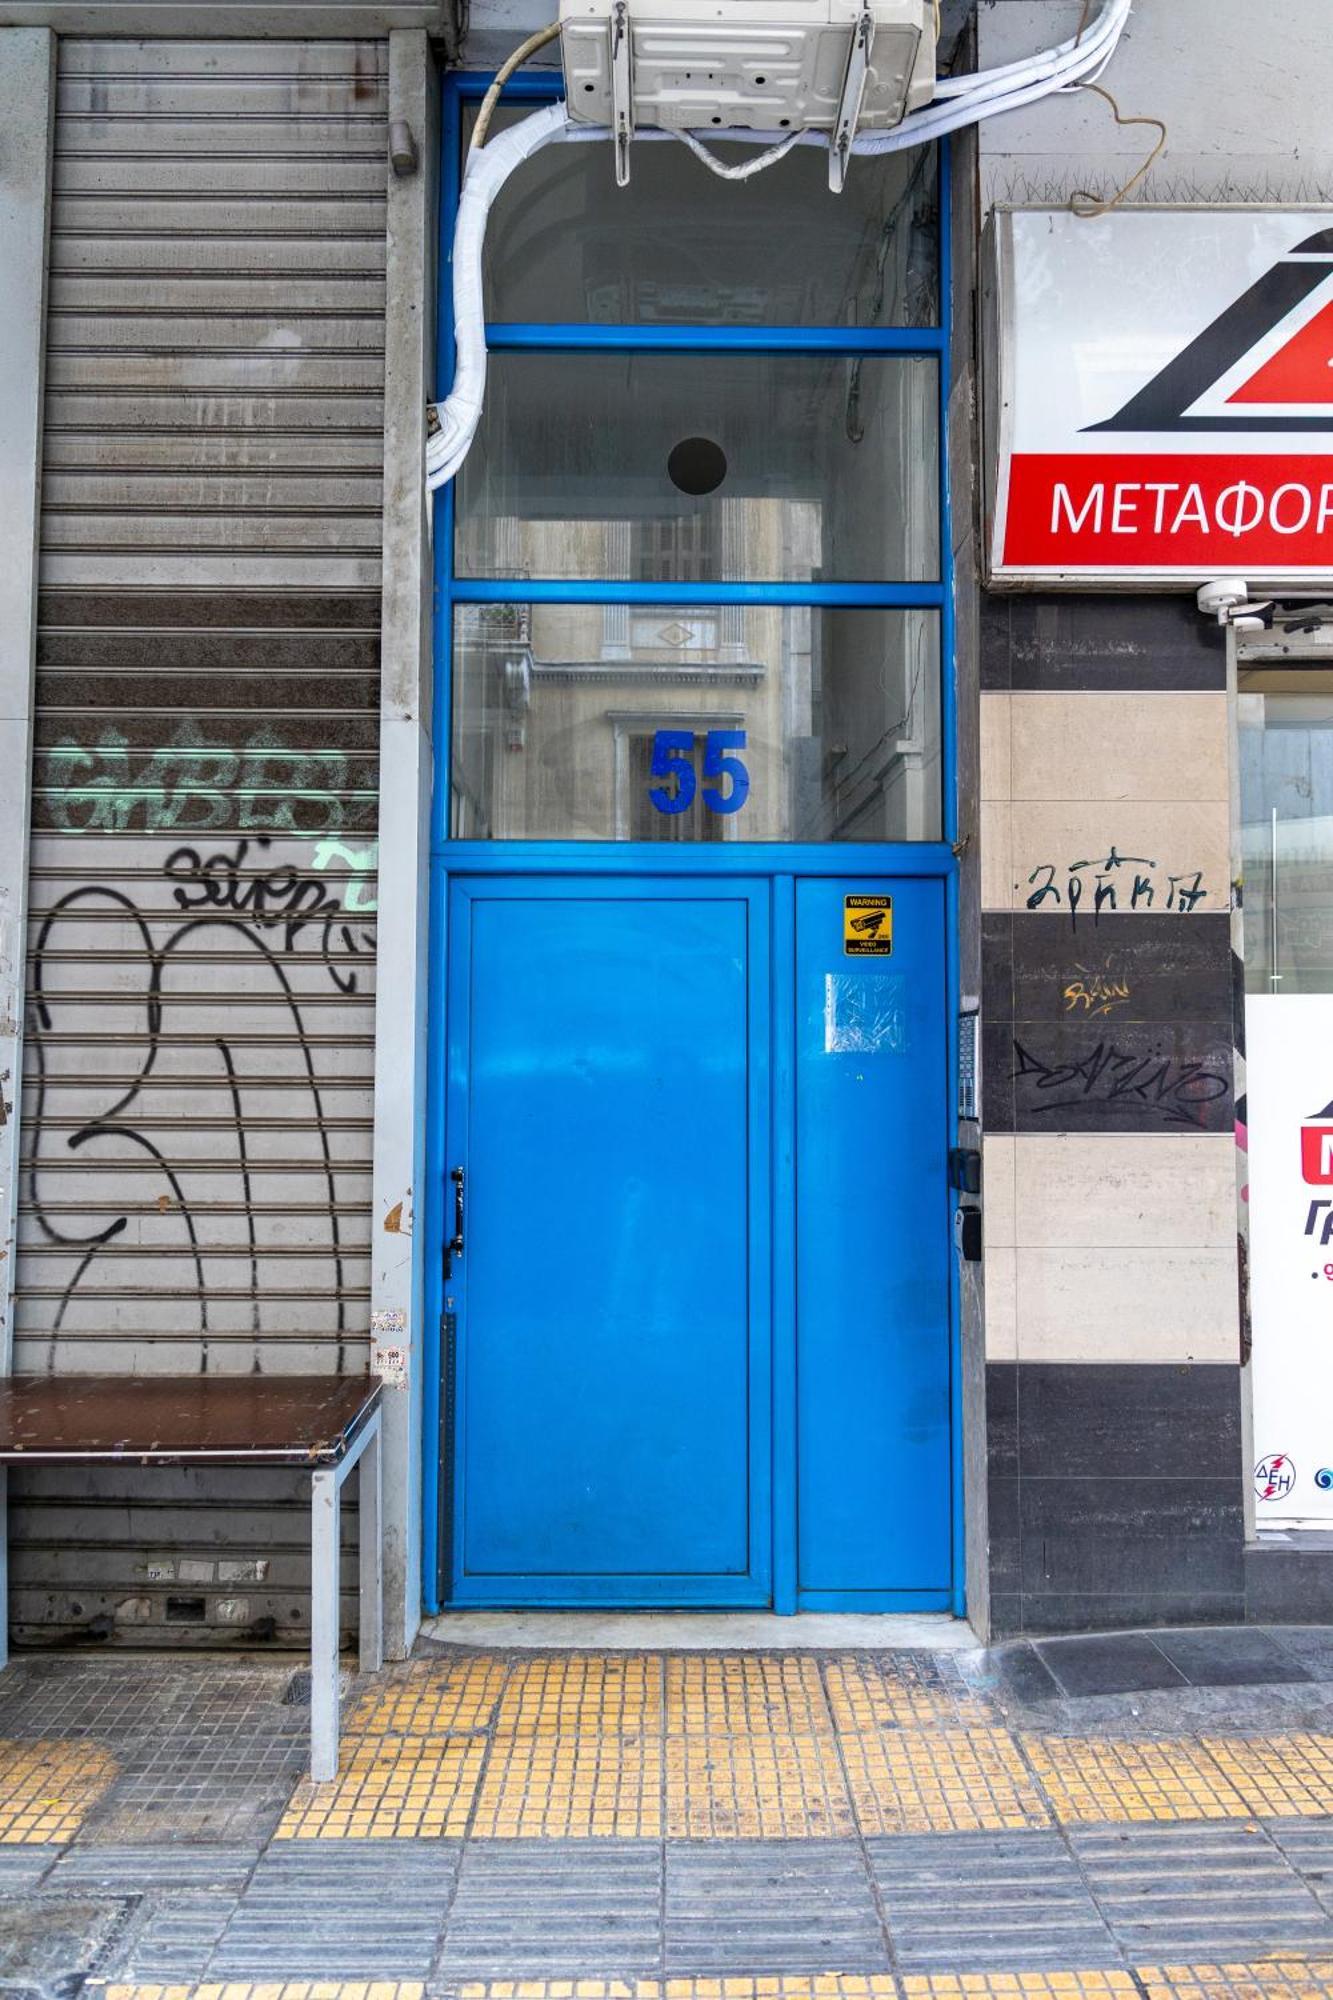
[1255,1454,1297,1500]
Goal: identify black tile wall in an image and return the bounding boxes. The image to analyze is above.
[980,591,1227,692]
[984,911,1234,1023]
[981,911,1235,1135]
[1015,1363,1241,1478]
[985,1363,1246,1640]
[983,1016,1234,1135]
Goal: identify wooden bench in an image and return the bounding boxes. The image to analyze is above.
[0,1373,382,1781]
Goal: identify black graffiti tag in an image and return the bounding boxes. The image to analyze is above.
[1012,1037,1229,1129]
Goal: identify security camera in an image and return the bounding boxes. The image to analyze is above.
[1197,578,1250,624]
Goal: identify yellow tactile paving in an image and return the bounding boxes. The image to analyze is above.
[0,1737,118,1843]
[900,1981,1138,1998]
[824,1658,995,1733]
[664,1730,854,1838]
[664,1656,835,1736]
[1202,1735,1333,1819]
[276,1734,486,1839]
[494,1656,662,1738]
[841,1726,1050,1835]
[471,1731,664,1837]
[1020,1735,1249,1824]
[345,1657,507,1737]
[1137,1965,1333,1999]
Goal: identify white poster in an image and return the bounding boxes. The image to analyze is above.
[1248,993,1333,1524]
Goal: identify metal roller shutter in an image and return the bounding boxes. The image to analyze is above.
[11,36,387,1646]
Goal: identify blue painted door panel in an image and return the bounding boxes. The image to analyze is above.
[794,876,951,1603]
[446,876,771,1604]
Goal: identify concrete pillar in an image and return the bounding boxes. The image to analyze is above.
[371,27,439,1658]
[0,26,55,1666]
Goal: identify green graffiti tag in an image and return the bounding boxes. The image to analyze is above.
[43,721,375,835]
[310,837,379,914]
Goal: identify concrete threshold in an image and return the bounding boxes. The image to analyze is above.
[418,1609,977,1650]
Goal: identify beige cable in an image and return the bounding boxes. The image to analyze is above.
[470,21,564,153]
[1070,82,1168,217]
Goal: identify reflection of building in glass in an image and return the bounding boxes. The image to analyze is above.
[453,584,940,843]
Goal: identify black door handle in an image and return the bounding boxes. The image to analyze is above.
[444,1165,465,1278]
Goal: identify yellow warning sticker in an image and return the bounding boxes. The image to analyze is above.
[844,894,893,956]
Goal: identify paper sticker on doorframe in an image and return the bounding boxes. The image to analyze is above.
[844,894,893,956]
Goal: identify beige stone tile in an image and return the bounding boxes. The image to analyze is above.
[979,691,1012,803]
[1015,1245,1240,1363]
[1009,692,1228,805]
[985,1245,1018,1361]
[1008,800,1231,916]
[980,798,1013,913]
[983,1135,1016,1249]
[1013,1133,1238,1249]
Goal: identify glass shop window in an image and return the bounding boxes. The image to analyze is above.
[1241,669,1333,993]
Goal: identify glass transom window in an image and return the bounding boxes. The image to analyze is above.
[444,85,946,846]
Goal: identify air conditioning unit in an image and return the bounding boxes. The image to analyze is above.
[560,0,937,189]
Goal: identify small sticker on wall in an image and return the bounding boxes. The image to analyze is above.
[844,894,893,956]
[372,1343,407,1388]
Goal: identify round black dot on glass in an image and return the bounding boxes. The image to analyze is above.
[667,436,727,496]
[779,117,790,127]
[711,114,722,124]
[755,74,766,83]
[583,81,594,91]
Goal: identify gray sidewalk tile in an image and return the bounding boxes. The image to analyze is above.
[664,1839,888,1972]
[118,1893,242,1982]
[1150,1627,1313,1688]
[1072,1820,1333,1958]
[0,1847,61,1890]
[438,1839,662,1978]
[50,1843,260,1893]
[209,1838,460,1978]
[1035,1635,1188,1697]
[867,1828,1120,1970]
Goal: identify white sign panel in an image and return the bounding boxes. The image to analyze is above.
[988,208,1333,585]
[1248,993,1333,1525]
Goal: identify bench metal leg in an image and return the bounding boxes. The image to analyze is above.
[0,1466,8,1673]
[358,1416,383,1674]
[310,1463,340,1784]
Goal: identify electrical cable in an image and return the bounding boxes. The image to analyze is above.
[1069,82,1167,217]
[426,0,1135,492]
[470,20,563,151]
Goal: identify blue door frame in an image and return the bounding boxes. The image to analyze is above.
[422,72,963,1616]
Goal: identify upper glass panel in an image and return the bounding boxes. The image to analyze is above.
[456,351,939,584]
[451,603,941,842]
[466,104,939,328]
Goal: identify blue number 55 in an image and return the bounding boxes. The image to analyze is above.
[648,729,696,814]
[702,729,749,814]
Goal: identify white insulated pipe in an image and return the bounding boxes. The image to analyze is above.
[426,0,1134,493]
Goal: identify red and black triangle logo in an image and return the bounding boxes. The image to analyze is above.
[1089,228,1333,434]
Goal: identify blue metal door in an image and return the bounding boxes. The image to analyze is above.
[794,876,951,1605]
[444,876,772,1604]
[424,75,960,1614]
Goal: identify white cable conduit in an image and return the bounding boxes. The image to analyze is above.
[426,0,1132,492]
